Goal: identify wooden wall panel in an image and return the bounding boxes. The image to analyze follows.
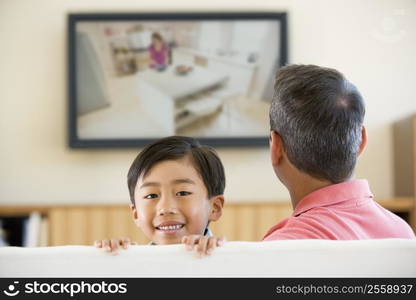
[88,207,108,244]
[67,208,88,245]
[393,115,415,197]
[48,203,291,246]
[45,202,293,245]
[210,205,238,241]
[257,203,292,239]
[107,207,130,238]
[235,205,257,241]
[49,208,68,246]
[3,196,414,246]
[207,203,291,241]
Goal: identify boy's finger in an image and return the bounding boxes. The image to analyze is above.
[109,239,120,252]
[94,240,102,248]
[196,236,209,257]
[185,235,201,250]
[217,236,226,246]
[206,237,217,255]
[122,237,130,249]
[102,239,111,252]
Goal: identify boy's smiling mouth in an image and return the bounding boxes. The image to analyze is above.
[155,221,185,233]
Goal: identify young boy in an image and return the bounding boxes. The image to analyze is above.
[95,136,226,256]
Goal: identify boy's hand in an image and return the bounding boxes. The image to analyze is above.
[181,235,226,258]
[93,237,136,254]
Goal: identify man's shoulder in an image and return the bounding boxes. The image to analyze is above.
[263,215,330,241]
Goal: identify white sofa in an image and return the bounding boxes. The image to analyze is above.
[0,239,415,277]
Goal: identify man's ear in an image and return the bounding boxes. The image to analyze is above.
[130,204,140,226]
[358,125,367,156]
[270,130,284,167]
[208,195,224,222]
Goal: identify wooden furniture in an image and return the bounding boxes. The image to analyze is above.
[0,199,413,246]
[393,113,416,229]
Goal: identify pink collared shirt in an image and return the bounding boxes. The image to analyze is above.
[263,179,415,241]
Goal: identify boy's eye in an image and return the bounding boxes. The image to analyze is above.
[176,191,191,196]
[144,193,158,199]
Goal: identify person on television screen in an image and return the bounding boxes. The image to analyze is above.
[148,32,169,71]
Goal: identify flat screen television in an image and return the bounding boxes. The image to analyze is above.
[68,12,288,148]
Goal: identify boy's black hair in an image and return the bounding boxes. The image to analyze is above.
[270,64,365,183]
[127,136,225,206]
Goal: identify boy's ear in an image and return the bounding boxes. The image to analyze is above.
[208,195,224,222]
[270,130,284,167]
[130,204,140,226]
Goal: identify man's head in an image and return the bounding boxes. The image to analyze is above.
[269,64,366,184]
[127,136,225,244]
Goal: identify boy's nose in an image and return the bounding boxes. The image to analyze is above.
[157,207,177,215]
[157,196,177,215]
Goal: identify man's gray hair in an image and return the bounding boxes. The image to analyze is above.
[269,64,365,183]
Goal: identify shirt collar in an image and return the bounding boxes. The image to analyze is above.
[293,179,374,217]
[204,227,213,237]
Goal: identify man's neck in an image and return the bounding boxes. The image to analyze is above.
[287,174,334,210]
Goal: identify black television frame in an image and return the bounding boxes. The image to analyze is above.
[68,12,288,148]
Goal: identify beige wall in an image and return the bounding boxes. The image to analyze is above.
[0,0,415,206]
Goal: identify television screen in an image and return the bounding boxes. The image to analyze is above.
[68,12,288,148]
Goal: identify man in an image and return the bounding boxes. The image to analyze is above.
[264,64,414,240]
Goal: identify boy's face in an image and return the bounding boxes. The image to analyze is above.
[131,157,223,245]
